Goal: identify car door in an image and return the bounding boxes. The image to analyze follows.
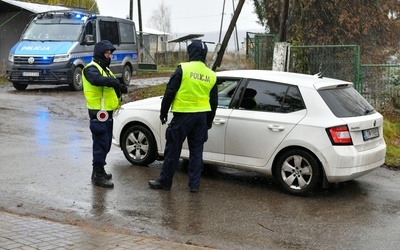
[224,79,307,168]
[202,78,240,162]
[180,78,239,162]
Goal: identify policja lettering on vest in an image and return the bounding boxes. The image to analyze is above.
[189,72,211,82]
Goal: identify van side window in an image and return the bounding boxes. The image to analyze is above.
[99,20,119,45]
[84,20,96,42]
[119,22,136,44]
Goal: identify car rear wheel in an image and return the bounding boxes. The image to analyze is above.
[274,149,321,196]
[121,125,157,166]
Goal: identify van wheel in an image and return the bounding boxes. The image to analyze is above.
[69,66,83,91]
[119,65,132,86]
[12,82,28,90]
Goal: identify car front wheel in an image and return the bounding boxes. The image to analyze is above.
[274,149,321,196]
[121,125,157,166]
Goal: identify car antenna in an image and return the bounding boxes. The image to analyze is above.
[316,63,330,78]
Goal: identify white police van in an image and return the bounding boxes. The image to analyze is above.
[7,10,138,91]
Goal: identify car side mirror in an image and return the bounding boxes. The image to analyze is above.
[84,34,95,45]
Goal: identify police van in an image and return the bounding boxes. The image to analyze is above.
[7,10,138,91]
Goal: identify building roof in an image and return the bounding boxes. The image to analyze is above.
[139,27,169,36]
[1,0,69,13]
[168,34,204,43]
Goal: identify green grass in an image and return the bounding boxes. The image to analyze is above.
[125,83,166,102]
[0,76,9,84]
[136,67,173,78]
[383,116,400,170]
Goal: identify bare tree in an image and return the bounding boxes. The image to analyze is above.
[149,1,171,34]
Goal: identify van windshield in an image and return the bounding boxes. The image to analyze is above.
[22,23,82,41]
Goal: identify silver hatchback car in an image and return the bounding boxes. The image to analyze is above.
[112,70,386,195]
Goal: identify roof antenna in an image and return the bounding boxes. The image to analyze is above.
[316,63,330,78]
[317,63,323,78]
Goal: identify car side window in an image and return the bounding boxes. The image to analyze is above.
[217,79,240,108]
[238,80,305,113]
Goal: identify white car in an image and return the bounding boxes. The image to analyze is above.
[112,70,386,195]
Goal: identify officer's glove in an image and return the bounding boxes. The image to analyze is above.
[207,113,213,129]
[108,79,123,97]
[108,78,120,89]
[160,114,168,125]
[120,84,128,94]
[207,121,212,130]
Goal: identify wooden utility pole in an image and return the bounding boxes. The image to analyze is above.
[137,0,143,36]
[278,0,290,42]
[218,0,226,43]
[273,0,290,71]
[129,0,133,20]
[212,0,245,71]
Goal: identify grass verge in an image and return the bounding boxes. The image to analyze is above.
[383,115,400,170]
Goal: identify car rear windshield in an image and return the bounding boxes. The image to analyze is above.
[318,87,376,117]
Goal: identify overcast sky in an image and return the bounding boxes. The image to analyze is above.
[96,0,264,35]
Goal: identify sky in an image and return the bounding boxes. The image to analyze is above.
[96,0,265,50]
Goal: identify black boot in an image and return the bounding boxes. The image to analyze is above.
[91,168,112,180]
[92,166,114,188]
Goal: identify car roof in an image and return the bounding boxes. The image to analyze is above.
[215,70,353,90]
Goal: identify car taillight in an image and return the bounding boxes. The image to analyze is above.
[326,125,353,145]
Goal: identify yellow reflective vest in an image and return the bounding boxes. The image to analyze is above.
[82,62,120,110]
[171,61,216,112]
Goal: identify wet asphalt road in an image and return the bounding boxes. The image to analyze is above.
[0,82,400,250]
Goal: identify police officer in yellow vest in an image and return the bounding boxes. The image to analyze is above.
[149,40,218,193]
[83,40,127,188]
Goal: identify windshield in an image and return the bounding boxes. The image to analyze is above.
[22,22,82,41]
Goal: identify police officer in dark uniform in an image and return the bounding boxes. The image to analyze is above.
[82,40,127,188]
[149,40,218,193]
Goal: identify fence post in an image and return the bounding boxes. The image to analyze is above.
[272,42,290,71]
[354,45,362,93]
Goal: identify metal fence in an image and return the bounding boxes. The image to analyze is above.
[250,35,400,113]
[288,45,361,91]
[361,64,400,113]
[246,32,278,70]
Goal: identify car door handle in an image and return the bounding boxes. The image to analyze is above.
[268,124,285,131]
[213,119,226,125]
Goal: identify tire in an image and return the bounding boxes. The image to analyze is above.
[12,82,28,90]
[274,149,321,196]
[119,64,132,86]
[121,125,157,166]
[69,66,83,91]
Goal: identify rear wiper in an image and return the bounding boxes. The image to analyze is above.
[364,108,374,115]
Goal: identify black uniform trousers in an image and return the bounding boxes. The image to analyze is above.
[158,112,208,189]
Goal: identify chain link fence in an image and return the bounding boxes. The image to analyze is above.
[361,64,400,114]
[250,35,400,114]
